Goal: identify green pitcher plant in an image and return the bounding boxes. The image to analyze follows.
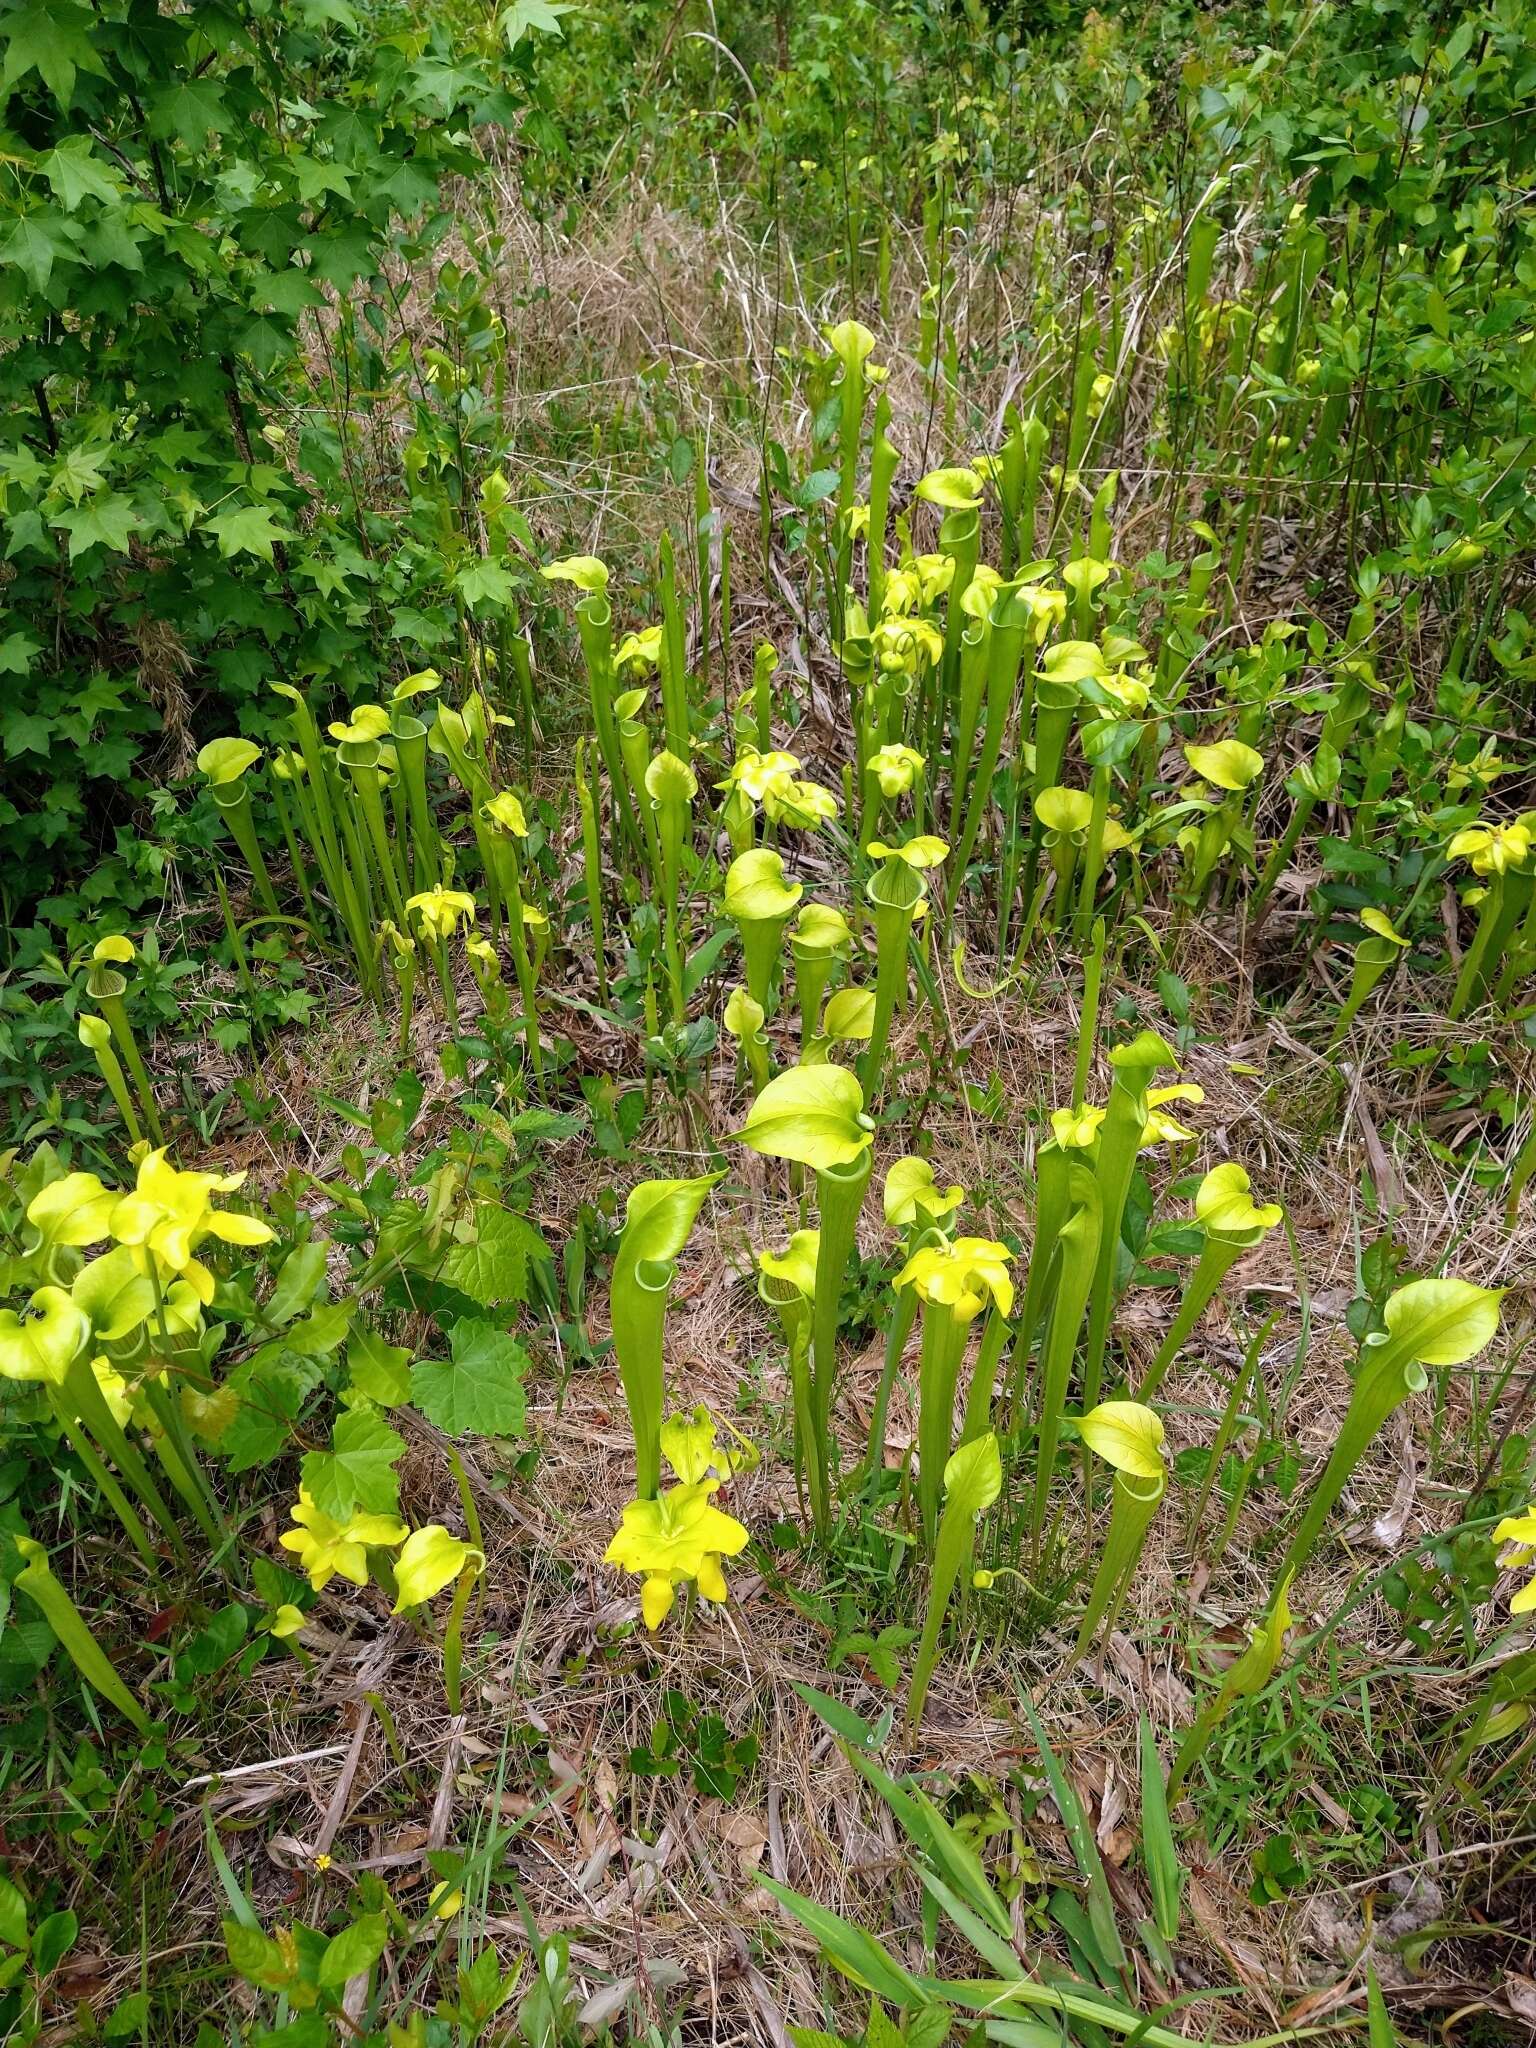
[735,1065,875,1527]
[1275,1276,1502,1589]
[1071,1401,1168,1659]
[1447,814,1533,1017]
[724,847,803,1018]
[1329,908,1411,1049]
[609,1173,723,1501]
[13,1531,151,1734]
[1079,1030,1181,1413]
[757,1229,825,1532]
[907,1430,1002,1728]
[1178,739,1266,907]
[84,937,164,1145]
[644,749,697,1025]
[895,1234,1014,1550]
[724,986,771,1095]
[1166,1570,1296,1800]
[791,902,853,1055]
[1136,1163,1283,1400]
[197,737,280,916]
[861,834,947,1098]
[865,1158,965,1480]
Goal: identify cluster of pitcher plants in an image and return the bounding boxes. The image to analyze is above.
[5,316,1529,1798]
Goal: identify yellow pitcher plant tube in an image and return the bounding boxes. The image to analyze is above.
[605,1480,750,1629]
[1493,1506,1536,1615]
[908,1431,1003,1727]
[85,936,165,1144]
[724,847,803,1017]
[610,1173,724,1500]
[1277,1276,1503,1587]
[1168,1571,1295,1798]
[78,1014,144,1144]
[1330,906,1412,1050]
[757,1228,824,1526]
[861,836,947,1099]
[733,1064,875,1172]
[1180,740,1267,905]
[14,1532,150,1733]
[799,987,873,1065]
[791,901,852,1051]
[1073,1400,1168,1658]
[197,736,280,916]
[724,984,771,1095]
[1138,1162,1283,1401]
[736,1065,874,1534]
[1079,1030,1181,1412]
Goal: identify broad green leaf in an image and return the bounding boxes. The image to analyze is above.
[0,1873,27,1949]
[0,2,106,105]
[54,492,137,559]
[36,137,120,210]
[346,1327,412,1407]
[500,0,573,49]
[31,1909,77,1977]
[300,1407,404,1520]
[220,1350,325,1472]
[437,1204,549,1308]
[409,1321,529,1438]
[264,1239,326,1325]
[204,504,293,562]
[148,78,231,149]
